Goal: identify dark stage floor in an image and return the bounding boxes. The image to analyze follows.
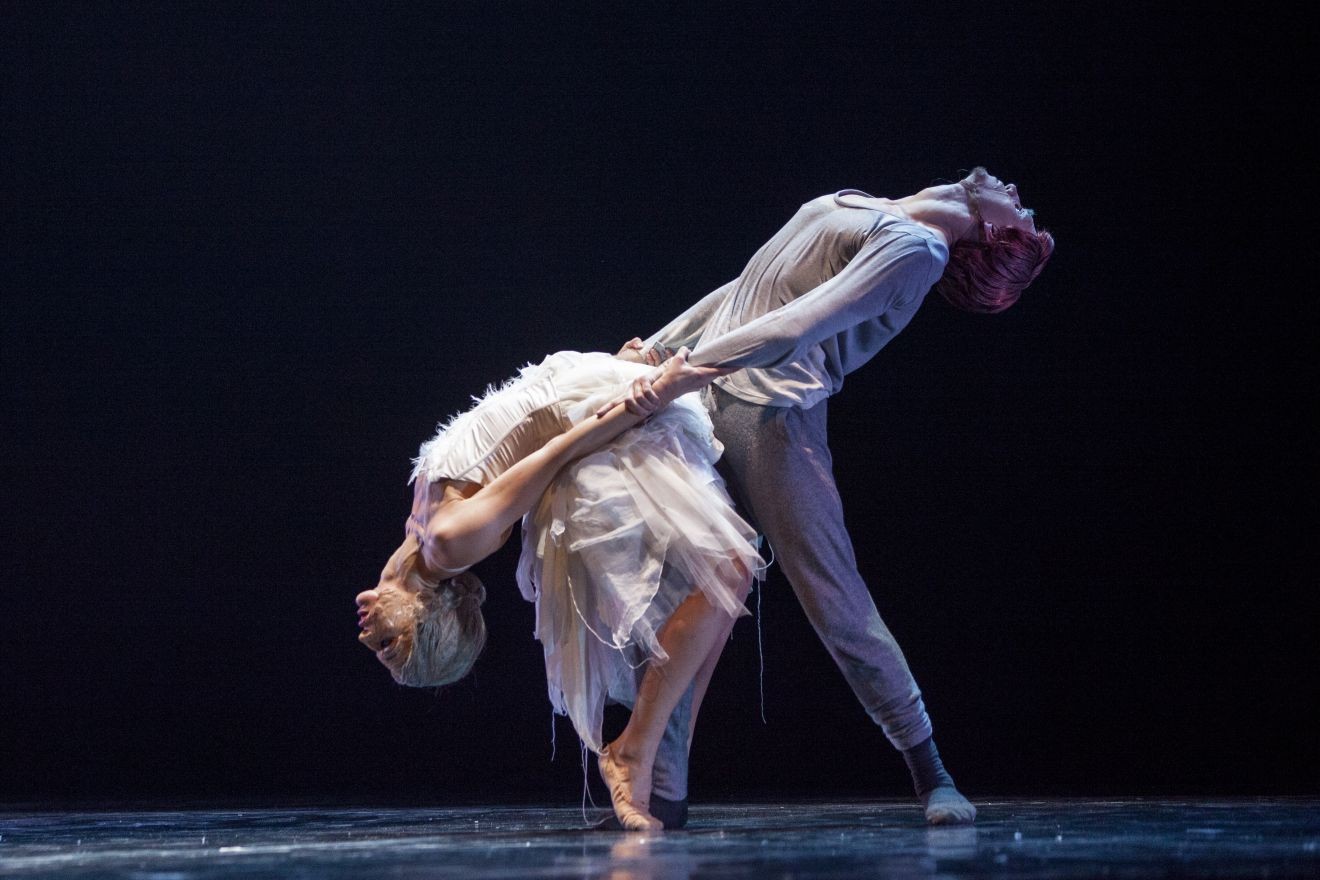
[2,799,1317,879]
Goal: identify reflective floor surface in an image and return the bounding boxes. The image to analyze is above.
[2,799,1318,879]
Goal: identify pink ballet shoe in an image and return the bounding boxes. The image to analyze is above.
[598,744,662,832]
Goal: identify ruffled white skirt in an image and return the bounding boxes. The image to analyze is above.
[512,352,764,752]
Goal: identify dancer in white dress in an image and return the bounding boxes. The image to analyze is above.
[355,349,762,830]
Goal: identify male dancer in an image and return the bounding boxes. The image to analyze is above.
[603,168,1054,827]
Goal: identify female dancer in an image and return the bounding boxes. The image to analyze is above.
[355,348,761,831]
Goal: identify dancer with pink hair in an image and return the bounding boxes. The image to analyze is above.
[608,167,1054,828]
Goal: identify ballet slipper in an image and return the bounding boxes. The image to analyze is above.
[591,794,689,831]
[598,743,662,832]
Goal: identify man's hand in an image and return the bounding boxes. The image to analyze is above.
[644,342,672,366]
[615,338,671,366]
[653,346,735,399]
[595,347,733,419]
[615,338,648,364]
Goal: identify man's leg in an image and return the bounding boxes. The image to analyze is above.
[706,386,975,824]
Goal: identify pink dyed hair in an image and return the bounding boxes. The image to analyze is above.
[934,225,1056,314]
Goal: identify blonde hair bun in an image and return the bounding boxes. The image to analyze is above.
[440,571,486,608]
[392,571,488,688]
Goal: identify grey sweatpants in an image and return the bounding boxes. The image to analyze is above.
[643,385,934,801]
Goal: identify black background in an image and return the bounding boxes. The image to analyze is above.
[3,3,1314,807]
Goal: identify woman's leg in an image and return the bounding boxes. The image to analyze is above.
[685,559,752,750]
[599,571,751,831]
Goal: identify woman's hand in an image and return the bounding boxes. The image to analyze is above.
[622,368,665,416]
[595,365,665,418]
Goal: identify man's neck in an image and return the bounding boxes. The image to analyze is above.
[891,184,975,250]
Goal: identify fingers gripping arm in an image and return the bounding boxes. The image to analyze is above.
[593,347,734,419]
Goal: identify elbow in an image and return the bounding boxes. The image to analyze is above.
[754,336,806,370]
[712,334,801,371]
[422,520,468,574]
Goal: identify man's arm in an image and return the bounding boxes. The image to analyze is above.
[687,235,940,370]
[640,278,737,359]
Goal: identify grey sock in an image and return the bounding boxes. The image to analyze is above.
[902,735,955,799]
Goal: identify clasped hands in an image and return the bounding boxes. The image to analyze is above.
[597,338,733,418]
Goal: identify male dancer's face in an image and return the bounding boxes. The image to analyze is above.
[963,167,1037,234]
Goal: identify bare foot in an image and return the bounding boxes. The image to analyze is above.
[598,742,662,832]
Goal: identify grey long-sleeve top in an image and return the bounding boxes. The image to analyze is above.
[645,191,950,408]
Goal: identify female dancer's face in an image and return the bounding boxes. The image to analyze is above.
[964,167,1037,234]
[356,585,417,672]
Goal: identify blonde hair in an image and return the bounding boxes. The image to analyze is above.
[390,571,488,688]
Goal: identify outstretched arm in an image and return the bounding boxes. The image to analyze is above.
[640,279,737,358]
[422,353,727,573]
[687,237,939,370]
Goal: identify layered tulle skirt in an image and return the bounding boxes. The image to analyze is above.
[512,352,763,752]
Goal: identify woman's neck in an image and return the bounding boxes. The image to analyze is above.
[386,531,445,593]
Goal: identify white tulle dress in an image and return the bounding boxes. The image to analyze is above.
[410,351,763,752]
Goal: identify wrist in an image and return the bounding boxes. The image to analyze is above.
[547,429,584,463]
[651,372,684,405]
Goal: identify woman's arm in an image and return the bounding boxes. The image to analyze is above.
[422,352,725,573]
